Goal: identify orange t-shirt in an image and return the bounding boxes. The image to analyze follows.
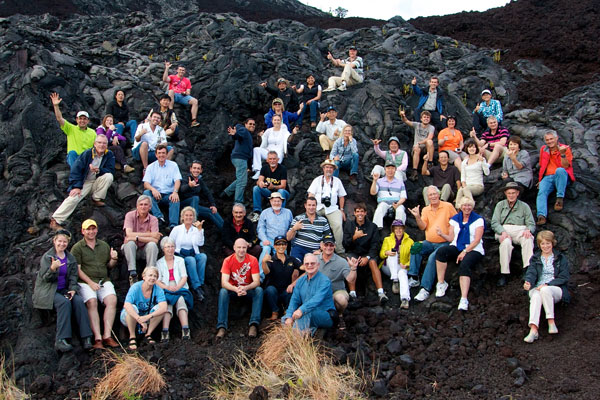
[422,201,458,243]
[544,147,573,177]
[438,128,463,152]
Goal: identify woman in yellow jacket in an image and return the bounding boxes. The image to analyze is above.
[379,220,414,309]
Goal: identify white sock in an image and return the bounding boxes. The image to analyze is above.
[349,291,356,298]
[377,288,384,295]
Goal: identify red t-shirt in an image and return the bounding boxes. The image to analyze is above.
[168,75,191,94]
[221,253,259,287]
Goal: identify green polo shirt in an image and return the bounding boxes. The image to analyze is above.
[61,120,96,155]
[71,239,111,283]
[491,199,536,235]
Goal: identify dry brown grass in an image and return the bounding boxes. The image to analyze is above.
[91,351,166,400]
[0,355,29,400]
[211,325,367,399]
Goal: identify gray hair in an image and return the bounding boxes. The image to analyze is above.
[232,203,246,213]
[267,150,279,158]
[425,185,440,196]
[160,236,175,249]
[137,194,152,205]
[180,206,197,223]
[544,130,558,138]
[142,266,159,278]
[486,115,498,123]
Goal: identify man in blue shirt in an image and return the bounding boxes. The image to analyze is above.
[257,192,293,280]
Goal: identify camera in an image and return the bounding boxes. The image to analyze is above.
[386,207,396,219]
[322,196,331,207]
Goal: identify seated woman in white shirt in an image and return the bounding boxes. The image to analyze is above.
[251,114,298,179]
[455,139,490,208]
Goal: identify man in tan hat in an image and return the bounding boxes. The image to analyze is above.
[71,219,119,350]
[307,159,347,254]
[491,182,536,287]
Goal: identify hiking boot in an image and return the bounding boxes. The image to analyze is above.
[195,287,205,302]
[123,165,135,173]
[536,215,547,225]
[400,299,410,309]
[50,218,64,231]
[248,325,258,338]
[249,212,260,223]
[391,281,399,294]
[378,292,389,305]
[554,197,564,211]
[182,327,191,340]
[338,82,347,91]
[457,297,469,311]
[349,174,358,186]
[497,275,508,287]
[129,272,138,287]
[409,169,418,181]
[92,199,106,207]
[408,277,420,288]
[216,328,226,339]
[435,281,448,298]
[55,339,73,352]
[414,288,429,302]
[82,336,93,350]
[161,330,170,343]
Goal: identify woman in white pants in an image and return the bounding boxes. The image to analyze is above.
[251,114,297,179]
[378,220,414,309]
[523,230,570,343]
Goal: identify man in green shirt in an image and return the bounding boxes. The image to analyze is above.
[72,219,119,350]
[491,182,536,287]
[50,92,96,167]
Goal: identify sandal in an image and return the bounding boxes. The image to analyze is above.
[145,335,156,345]
[127,338,137,350]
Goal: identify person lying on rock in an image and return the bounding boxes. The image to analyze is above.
[96,114,134,173]
[491,182,535,287]
[72,219,119,350]
[264,97,303,130]
[411,76,446,132]
[434,197,485,311]
[522,230,570,343]
[342,203,388,305]
[535,130,574,225]
[260,77,299,113]
[287,196,332,263]
[293,73,322,128]
[316,105,346,151]
[437,115,466,170]
[421,151,461,206]
[400,109,435,182]
[330,124,359,186]
[133,112,174,171]
[33,229,94,352]
[370,161,407,228]
[409,186,457,302]
[162,61,199,127]
[251,115,298,180]
[469,115,509,165]
[49,134,115,230]
[501,135,533,190]
[250,151,290,222]
[50,92,96,167]
[472,89,503,134]
[455,139,490,208]
[221,119,256,204]
[145,94,179,141]
[370,136,408,182]
[379,220,414,309]
[323,45,364,92]
[216,238,263,339]
[179,160,224,229]
[263,235,300,321]
[222,203,261,259]
[105,89,138,143]
[256,192,293,281]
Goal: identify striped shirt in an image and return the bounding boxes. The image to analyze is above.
[375,177,407,204]
[481,126,510,150]
[290,213,332,250]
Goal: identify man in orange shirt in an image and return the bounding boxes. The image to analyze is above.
[536,131,574,225]
[407,186,457,301]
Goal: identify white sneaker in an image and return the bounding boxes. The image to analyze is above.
[400,299,409,309]
[249,212,260,223]
[391,281,399,294]
[523,330,539,343]
[338,82,347,91]
[322,86,336,92]
[408,277,420,288]
[251,170,260,180]
[458,297,469,311]
[414,288,429,302]
[435,281,448,298]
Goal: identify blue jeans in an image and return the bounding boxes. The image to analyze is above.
[67,150,79,167]
[142,190,180,227]
[258,245,272,282]
[290,245,315,264]
[333,153,359,177]
[178,248,206,289]
[252,187,290,211]
[264,285,292,313]
[291,309,333,336]
[173,92,194,105]
[114,120,138,143]
[216,287,263,329]
[180,197,224,229]
[224,158,248,204]
[297,101,319,126]
[409,241,447,292]
[536,168,569,217]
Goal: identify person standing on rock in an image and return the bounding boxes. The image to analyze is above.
[472,89,503,134]
[49,134,115,230]
[260,77,299,112]
[50,92,96,167]
[132,111,174,171]
[370,136,409,182]
[411,76,446,131]
[316,105,346,151]
[400,109,435,181]
[221,119,256,204]
[491,182,535,287]
[323,45,364,92]
[105,89,138,143]
[162,61,199,127]
[535,131,574,225]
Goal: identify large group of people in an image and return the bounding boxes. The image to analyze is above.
[35,47,574,353]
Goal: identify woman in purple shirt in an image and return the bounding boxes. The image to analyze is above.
[96,114,134,173]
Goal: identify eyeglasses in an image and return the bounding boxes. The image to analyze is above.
[274,242,287,246]
[304,262,318,266]
[323,243,335,247]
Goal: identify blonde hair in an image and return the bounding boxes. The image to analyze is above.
[536,230,557,247]
[180,206,197,223]
[457,197,475,208]
[142,266,159,278]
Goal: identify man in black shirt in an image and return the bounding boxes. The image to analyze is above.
[260,78,299,112]
[262,235,301,320]
[222,203,261,258]
[250,151,289,222]
[180,161,224,228]
[421,151,461,205]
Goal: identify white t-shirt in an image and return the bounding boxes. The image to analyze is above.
[449,216,485,255]
[307,175,347,215]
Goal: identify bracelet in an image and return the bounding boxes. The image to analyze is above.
[350,268,357,271]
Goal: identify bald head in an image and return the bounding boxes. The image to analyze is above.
[303,253,319,277]
[233,238,249,259]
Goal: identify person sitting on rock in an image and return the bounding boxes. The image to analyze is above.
[222,203,261,259]
[535,130,574,225]
[421,151,461,206]
[492,182,535,287]
[72,219,119,350]
[222,119,255,205]
[323,45,364,92]
[316,235,358,330]
[146,94,179,141]
[370,161,407,228]
[455,139,490,208]
[307,159,348,255]
[105,89,138,143]
[264,97,303,130]
[411,76,446,131]
[400,109,435,181]
[179,160,224,229]
[287,196,332,263]
[250,151,290,222]
[216,238,263,339]
[437,115,465,170]
[50,92,96,167]
[370,136,409,182]
[472,89,503,134]
[294,73,322,128]
[263,235,300,320]
[132,111,174,171]
[283,253,337,335]
[142,143,182,228]
[162,61,199,127]
[251,114,298,180]
[257,192,293,281]
[316,105,346,151]
[122,195,160,285]
[33,229,93,352]
[96,114,134,173]
[409,186,457,302]
[379,220,414,309]
[49,134,115,230]
[342,203,388,305]
[330,124,359,186]
[434,197,485,311]
[469,116,509,165]
[502,136,533,190]
[260,77,299,112]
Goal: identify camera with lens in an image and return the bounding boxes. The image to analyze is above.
[386,207,396,219]
[322,196,331,207]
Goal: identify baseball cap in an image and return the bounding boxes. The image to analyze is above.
[76,111,90,118]
[81,219,97,229]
